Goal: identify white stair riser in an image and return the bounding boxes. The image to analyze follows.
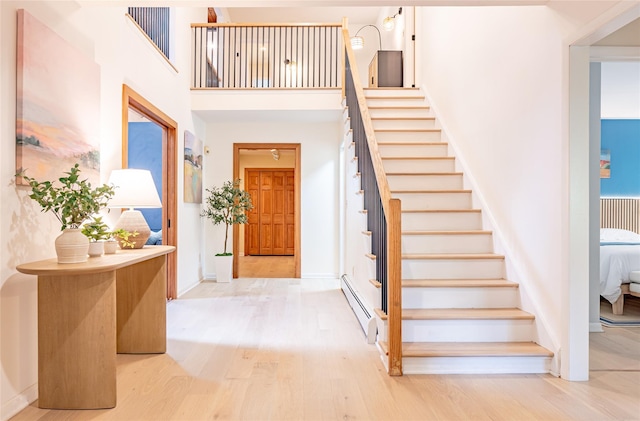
[372,119,436,130]
[375,131,442,143]
[402,258,504,279]
[402,319,533,342]
[393,192,472,210]
[402,212,482,231]
[378,144,448,158]
[343,118,351,134]
[402,233,493,254]
[369,108,431,119]
[383,159,455,174]
[366,98,426,107]
[402,287,518,309]
[402,356,551,375]
[364,89,425,98]
[388,174,463,190]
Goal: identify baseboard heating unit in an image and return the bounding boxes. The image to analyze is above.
[340,274,376,344]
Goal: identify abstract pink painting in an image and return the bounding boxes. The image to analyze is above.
[16,9,101,185]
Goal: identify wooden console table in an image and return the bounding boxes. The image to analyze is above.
[16,245,175,410]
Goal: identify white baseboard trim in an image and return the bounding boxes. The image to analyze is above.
[1,383,37,421]
[590,322,604,332]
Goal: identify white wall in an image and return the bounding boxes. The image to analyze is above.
[202,119,341,280]
[416,3,620,379]
[0,3,207,418]
[601,61,640,118]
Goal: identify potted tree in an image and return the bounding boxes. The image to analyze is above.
[18,163,115,263]
[201,179,253,282]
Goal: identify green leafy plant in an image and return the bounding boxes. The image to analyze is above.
[201,179,253,255]
[81,216,139,249]
[81,216,111,242]
[111,228,139,249]
[18,163,115,230]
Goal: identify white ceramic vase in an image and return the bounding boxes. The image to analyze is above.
[87,241,104,257]
[215,255,233,283]
[55,228,89,264]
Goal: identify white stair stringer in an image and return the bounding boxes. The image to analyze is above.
[363,87,553,375]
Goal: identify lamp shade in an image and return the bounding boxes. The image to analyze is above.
[108,169,161,209]
[350,35,364,50]
[382,16,395,31]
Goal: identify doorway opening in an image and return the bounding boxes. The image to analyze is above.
[233,143,301,278]
[122,84,178,298]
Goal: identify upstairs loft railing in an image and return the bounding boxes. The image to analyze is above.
[342,29,402,375]
[128,7,171,59]
[191,23,342,89]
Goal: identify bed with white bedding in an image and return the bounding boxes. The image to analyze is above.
[600,228,640,314]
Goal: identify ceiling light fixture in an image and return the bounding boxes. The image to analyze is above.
[382,7,403,31]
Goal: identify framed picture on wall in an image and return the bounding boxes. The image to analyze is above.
[184,130,203,203]
[600,149,611,179]
[16,9,101,185]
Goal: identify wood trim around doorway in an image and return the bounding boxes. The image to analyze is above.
[122,84,178,299]
[233,143,301,278]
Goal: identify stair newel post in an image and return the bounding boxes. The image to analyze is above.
[387,198,403,375]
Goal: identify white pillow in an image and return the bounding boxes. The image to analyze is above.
[600,228,640,243]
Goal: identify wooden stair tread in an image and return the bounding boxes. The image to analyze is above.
[401,342,553,357]
[374,308,387,320]
[381,157,454,160]
[403,253,504,260]
[402,308,534,320]
[378,142,445,146]
[371,117,435,121]
[365,96,425,100]
[402,209,481,214]
[387,172,462,176]
[369,279,382,288]
[402,279,518,288]
[392,189,471,193]
[369,106,430,110]
[402,230,491,235]
[375,129,440,132]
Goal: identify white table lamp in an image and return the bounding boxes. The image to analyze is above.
[108,169,162,249]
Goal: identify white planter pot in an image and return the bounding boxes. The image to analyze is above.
[104,240,118,254]
[215,255,233,283]
[55,228,89,264]
[88,241,104,257]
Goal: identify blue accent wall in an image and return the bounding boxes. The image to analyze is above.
[600,119,640,197]
[128,122,163,231]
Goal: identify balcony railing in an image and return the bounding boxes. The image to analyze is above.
[191,23,342,89]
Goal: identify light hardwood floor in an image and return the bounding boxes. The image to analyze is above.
[238,255,296,278]
[12,278,640,421]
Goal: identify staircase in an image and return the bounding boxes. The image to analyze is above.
[351,88,553,374]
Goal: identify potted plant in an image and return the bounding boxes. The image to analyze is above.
[81,216,138,255]
[18,163,115,263]
[110,228,139,250]
[201,179,253,282]
[81,215,111,257]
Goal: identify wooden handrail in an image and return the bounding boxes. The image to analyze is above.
[341,28,402,376]
[341,29,393,215]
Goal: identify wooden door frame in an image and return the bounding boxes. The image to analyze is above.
[122,84,178,299]
[233,143,301,278]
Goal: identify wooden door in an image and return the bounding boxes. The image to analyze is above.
[245,169,295,256]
